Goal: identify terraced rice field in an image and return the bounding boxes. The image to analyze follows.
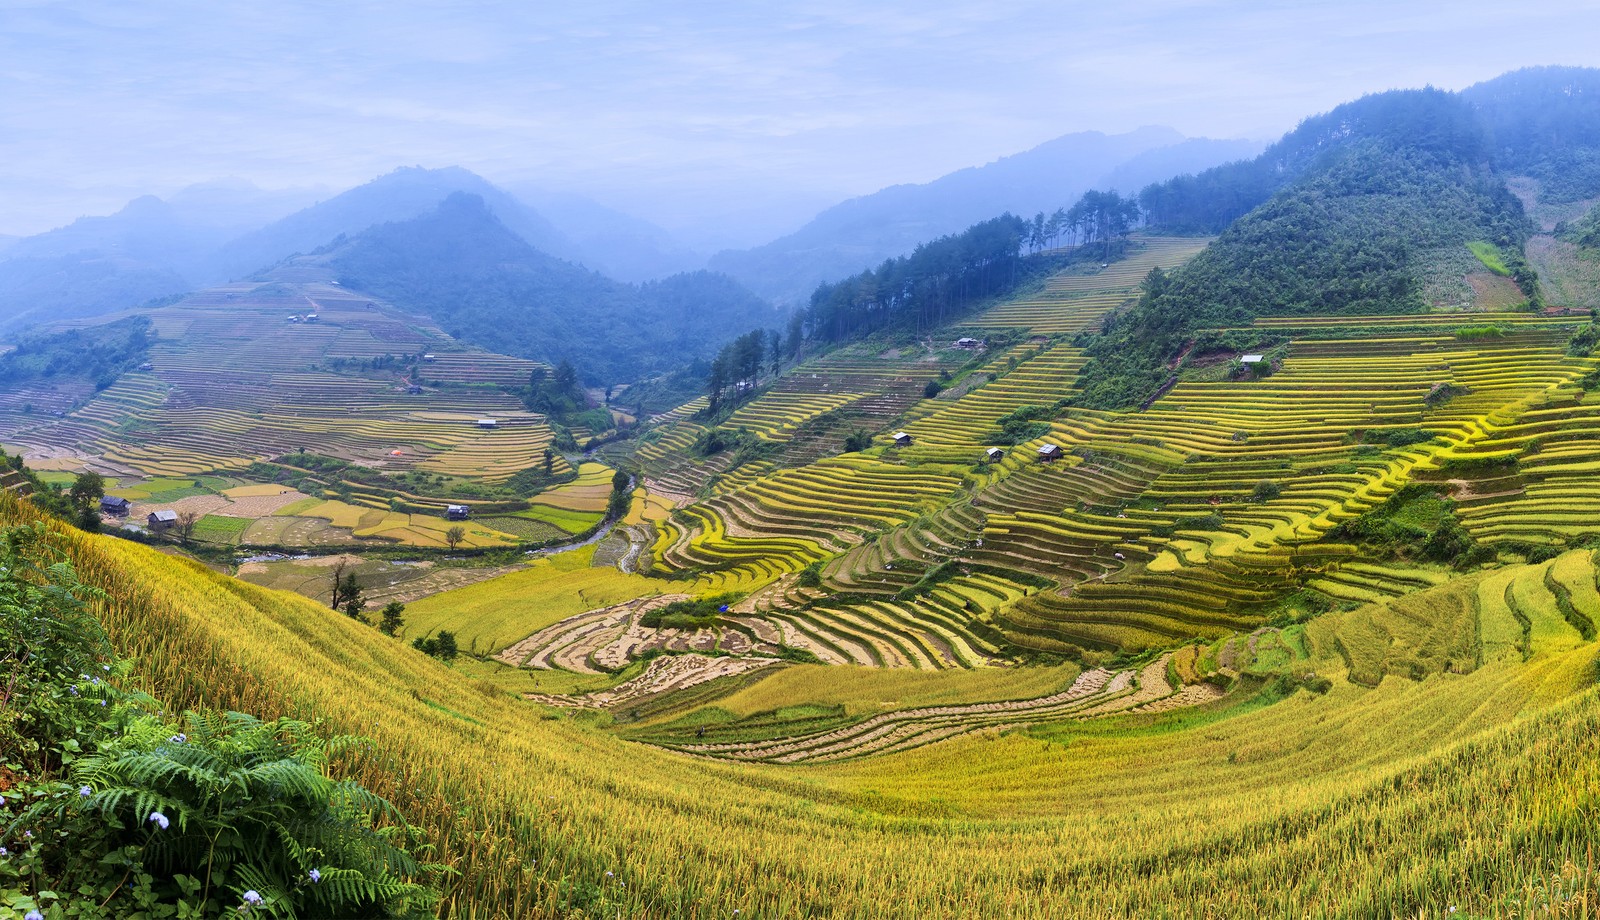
[966,236,1211,334]
[14,487,1600,917]
[666,655,1219,763]
[0,280,564,483]
[482,237,1600,688]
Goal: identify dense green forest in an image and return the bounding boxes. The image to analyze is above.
[317,193,775,384]
[802,215,1030,343]
[1138,88,1497,234]
[1460,66,1600,202]
[0,315,154,392]
[797,198,1135,348]
[1138,69,1600,238]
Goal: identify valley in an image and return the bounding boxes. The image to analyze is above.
[9,62,1600,919]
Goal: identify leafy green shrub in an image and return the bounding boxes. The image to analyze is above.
[1367,428,1438,448]
[986,405,1056,445]
[1249,480,1282,502]
[0,523,111,765]
[8,712,438,918]
[1567,324,1600,357]
[0,524,438,918]
[639,593,743,629]
[1150,513,1226,537]
[411,630,459,661]
[1466,240,1511,276]
[1423,382,1471,406]
[842,429,873,453]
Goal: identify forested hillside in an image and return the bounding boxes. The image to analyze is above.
[709,127,1256,304]
[318,193,776,383]
[1462,65,1600,202]
[1077,89,1532,408]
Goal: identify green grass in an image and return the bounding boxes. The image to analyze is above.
[109,476,216,502]
[192,514,250,545]
[402,544,662,654]
[275,496,324,516]
[476,515,568,542]
[1467,240,1511,276]
[517,503,605,535]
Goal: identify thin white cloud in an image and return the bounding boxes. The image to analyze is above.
[0,0,1597,235]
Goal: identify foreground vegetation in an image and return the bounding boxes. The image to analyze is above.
[5,491,1600,916]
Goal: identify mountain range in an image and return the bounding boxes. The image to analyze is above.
[0,125,1259,336]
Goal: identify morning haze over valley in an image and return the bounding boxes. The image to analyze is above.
[4,2,1600,917]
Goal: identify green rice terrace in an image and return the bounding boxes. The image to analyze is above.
[13,157,1600,920]
[0,271,633,552]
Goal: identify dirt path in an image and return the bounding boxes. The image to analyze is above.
[663,653,1222,764]
[616,524,652,574]
[523,654,780,710]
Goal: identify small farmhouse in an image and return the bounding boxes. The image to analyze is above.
[1240,354,1265,365]
[893,432,913,446]
[955,337,983,349]
[148,509,178,529]
[1037,443,1063,462]
[477,419,498,429]
[100,495,131,516]
[985,447,1005,462]
[445,505,471,521]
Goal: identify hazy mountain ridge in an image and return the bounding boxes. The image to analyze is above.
[313,192,776,384]
[707,127,1262,304]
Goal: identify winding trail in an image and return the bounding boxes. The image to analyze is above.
[657,653,1224,765]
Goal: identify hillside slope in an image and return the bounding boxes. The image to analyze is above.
[9,491,1600,917]
[0,182,322,332]
[315,192,776,383]
[709,127,1258,304]
[210,166,583,282]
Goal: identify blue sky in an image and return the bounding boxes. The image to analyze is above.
[3,0,1599,243]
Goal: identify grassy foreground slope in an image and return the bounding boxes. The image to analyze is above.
[11,488,1600,916]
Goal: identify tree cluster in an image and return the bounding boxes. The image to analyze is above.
[0,315,154,394]
[1139,87,1493,233]
[1076,134,1529,410]
[1023,191,1143,258]
[706,329,780,414]
[801,215,1027,345]
[523,362,588,417]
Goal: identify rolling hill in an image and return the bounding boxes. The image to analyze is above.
[12,65,1600,920]
[708,126,1262,304]
[309,192,778,384]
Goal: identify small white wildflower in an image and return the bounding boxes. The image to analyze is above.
[308,869,321,883]
[25,910,43,920]
[148,811,169,830]
[79,785,91,797]
[243,891,263,906]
